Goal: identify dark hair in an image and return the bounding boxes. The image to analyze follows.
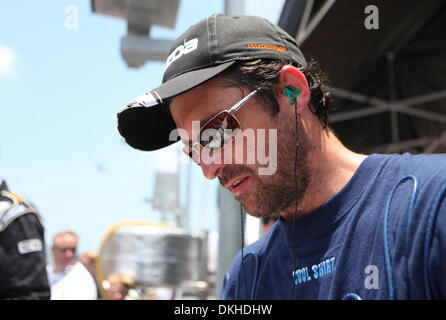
[220,58,333,128]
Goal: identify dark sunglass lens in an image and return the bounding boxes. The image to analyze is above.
[200,113,240,149]
[202,112,227,130]
[58,247,76,253]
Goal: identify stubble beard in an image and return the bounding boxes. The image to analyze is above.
[219,119,311,218]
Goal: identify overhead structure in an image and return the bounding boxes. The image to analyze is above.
[279,0,446,154]
[91,0,180,67]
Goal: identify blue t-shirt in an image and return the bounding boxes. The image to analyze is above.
[221,153,446,300]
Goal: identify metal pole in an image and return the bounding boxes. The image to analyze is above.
[184,161,192,229]
[216,185,244,298]
[225,0,245,16]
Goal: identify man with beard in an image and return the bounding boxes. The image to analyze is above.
[117,14,446,299]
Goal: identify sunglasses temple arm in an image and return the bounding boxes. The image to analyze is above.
[228,89,258,114]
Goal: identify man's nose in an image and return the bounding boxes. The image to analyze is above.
[65,249,76,258]
[199,149,229,180]
[200,159,225,180]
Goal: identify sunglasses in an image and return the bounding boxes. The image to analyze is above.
[183,89,258,165]
[55,246,77,254]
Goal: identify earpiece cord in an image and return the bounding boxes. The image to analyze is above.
[240,204,249,300]
[290,95,299,299]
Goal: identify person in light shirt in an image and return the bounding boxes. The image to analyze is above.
[46,230,97,300]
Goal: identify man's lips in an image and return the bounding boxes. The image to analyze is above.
[224,175,250,191]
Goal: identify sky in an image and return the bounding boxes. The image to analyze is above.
[0,0,285,257]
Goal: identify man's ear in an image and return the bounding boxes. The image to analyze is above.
[278,65,310,114]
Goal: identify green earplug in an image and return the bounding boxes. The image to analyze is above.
[285,85,301,104]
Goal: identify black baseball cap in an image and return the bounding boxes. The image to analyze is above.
[117,13,307,151]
